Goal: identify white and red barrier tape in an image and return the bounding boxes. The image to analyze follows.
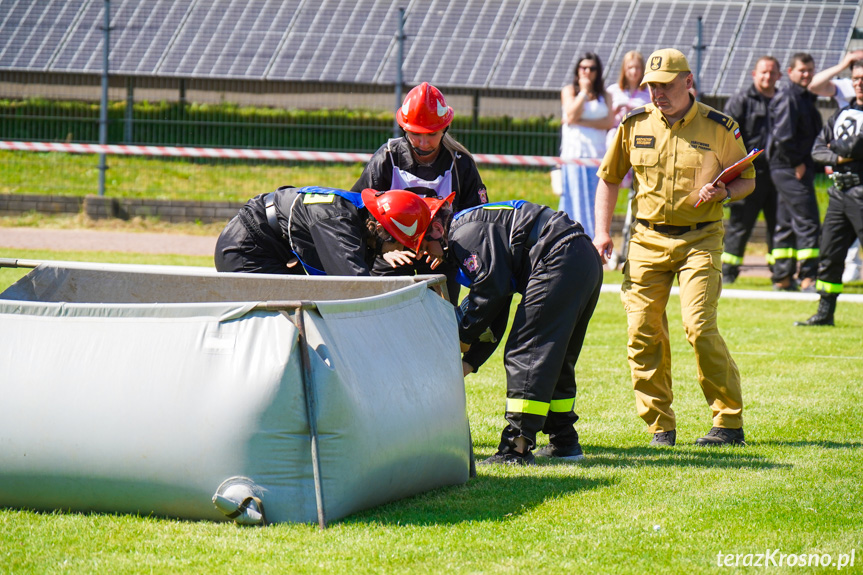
[0,141,602,167]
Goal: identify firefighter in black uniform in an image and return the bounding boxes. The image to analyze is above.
[214,185,412,276]
[405,197,603,466]
[767,53,823,291]
[796,61,863,326]
[352,82,488,301]
[722,56,781,284]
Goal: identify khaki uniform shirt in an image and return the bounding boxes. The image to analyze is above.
[598,99,755,226]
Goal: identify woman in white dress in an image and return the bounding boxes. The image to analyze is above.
[559,52,613,239]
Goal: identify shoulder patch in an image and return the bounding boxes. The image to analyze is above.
[621,106,648,124]
[706,110,735,131]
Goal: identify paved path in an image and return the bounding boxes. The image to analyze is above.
[0,225,772,276]
[0,226,217,257]
[0,226,772,275]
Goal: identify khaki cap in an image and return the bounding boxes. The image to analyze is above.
[641,48,691,85]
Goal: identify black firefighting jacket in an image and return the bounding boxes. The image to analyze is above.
[768,81,823,169]
[350,137,488,213]
[249,186,373,276]
[812,101,863,172]
[449,200,584,369]
[724,83,772,170]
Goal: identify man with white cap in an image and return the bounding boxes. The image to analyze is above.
[593,48,756,447]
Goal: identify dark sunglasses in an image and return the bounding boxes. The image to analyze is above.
[579,65,598,72]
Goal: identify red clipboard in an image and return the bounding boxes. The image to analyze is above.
[712,148,762,185]
[694,148,762,207]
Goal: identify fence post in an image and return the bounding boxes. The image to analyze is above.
[98,0,110,197]
[694,16,705,101]
[393,7,405,139]
[125,77,134,143]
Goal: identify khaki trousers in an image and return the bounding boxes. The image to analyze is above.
[621,221,743,433]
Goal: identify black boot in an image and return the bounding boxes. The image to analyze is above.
[722,263,739,285]
[794,294,837,326]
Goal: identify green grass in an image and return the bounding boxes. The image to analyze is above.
[0,151,642,213]
[0,150,562,207]
[1,250,862,574]
[0,150,834,212]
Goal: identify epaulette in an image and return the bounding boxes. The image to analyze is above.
[621,106,648,124]
[706,110,735,131]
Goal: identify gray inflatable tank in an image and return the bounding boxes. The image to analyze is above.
[0,261,471,526]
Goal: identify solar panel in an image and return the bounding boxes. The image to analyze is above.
[0,0,87,71]
[719,0,860,95]
[111,0,192,75]
[491,0,633,90]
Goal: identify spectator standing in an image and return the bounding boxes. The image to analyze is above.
[796,60,863,326]
[593,48,755,447]
[767,53,823,291]
[559,52,614,239]
[721,56,782,284]
[809,49,863,284]
[352,82,487,300]
[605,50,651,270]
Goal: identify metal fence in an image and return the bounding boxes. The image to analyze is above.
[0,72,567,157]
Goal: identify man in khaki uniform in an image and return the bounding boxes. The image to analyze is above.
[594,48,756,447]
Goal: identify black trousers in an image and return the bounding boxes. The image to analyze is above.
[723,168,777,279]
[214,213,300,274]
[497,233,603,454]
[817,185,863,288]
[770,165,821,282]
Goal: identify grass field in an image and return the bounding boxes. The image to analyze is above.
[0,150,834,215]
[1,249,861,574]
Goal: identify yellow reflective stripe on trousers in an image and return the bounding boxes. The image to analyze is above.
[506,398,549,416]
[549,397,575,412]
[797,248,820,260]
[816,280,843,294]
[766,252,775,265]
[771,247,796,259]
[721,252,743,265]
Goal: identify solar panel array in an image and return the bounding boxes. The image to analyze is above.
[0,0,859,96]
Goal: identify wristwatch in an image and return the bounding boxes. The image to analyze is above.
[722,190,733,205]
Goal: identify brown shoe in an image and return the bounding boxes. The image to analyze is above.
[799,277,816,293]
[772,277,799,292]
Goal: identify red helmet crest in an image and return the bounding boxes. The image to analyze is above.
[421,192,455,224]
[396,82,454,134]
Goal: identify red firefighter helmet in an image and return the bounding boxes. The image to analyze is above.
[422,192,455,224]
[396,82,454,134]
[362,189,432,252]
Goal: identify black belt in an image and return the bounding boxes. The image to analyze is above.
[525,208,554,249]
[636,218,718,236]
[263,192,283,238]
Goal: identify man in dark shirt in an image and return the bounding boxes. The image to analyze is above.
[722,56,781,284]
[796,60,863,326]
[767,53,824,291]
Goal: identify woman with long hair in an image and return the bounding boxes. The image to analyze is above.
[559,52,613,239]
